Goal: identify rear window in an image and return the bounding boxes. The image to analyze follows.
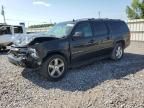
[108,21,129,34]
[14,26,23,34]
[92,21,108,37]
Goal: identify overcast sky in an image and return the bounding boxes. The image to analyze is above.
[0,0,131,26]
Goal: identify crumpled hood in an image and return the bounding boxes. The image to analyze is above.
[14,32,49,40]
[13,32,58,47]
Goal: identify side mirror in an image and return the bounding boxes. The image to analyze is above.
[73,32,83,38]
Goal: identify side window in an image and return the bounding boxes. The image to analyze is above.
[14,26,23,34]
[6,27,12,34]
[108,21,129,34]
[120,22,129,33]
[109,22,120,34]
[0,26,12,35]
[73,22,92,37]
[93,21,108,37]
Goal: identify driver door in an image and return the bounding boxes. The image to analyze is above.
[70,21,95,63]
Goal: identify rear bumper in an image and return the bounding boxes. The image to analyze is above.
[125,39,130,48]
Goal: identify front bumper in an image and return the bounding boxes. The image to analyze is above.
[8,47,41,68]
[8,54,27,67]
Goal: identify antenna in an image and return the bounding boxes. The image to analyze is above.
[98,11,101,18]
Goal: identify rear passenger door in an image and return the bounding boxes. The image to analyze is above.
[91,20,113,56]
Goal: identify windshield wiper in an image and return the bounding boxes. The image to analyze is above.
[61,36,67,38]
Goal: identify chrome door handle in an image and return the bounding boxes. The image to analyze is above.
[88,40,94,44]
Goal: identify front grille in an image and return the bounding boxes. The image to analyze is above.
[9,47,28,58]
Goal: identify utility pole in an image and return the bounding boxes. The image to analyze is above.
[1,5,6,24]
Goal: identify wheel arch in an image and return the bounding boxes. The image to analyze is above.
[115,40,125,48]
[42,51,70,65]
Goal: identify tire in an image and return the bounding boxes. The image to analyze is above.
[40,55,68,81]
[0,45,3,51]
[2,46,6,50]
[111,43,124,61]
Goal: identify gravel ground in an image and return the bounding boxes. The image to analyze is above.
[0,41,144,108]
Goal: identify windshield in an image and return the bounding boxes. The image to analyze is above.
[47,22,74,38]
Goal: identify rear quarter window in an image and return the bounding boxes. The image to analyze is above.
[108,21,129,34]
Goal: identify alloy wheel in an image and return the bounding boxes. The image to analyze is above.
[115,46,123,59]
[48,58,65,78]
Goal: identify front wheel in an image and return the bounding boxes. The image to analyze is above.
[111,43,124,60]
[0,46,6,51]
[41,55,68,81]
[2,46,6,50]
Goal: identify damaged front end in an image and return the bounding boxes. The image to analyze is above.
[7,31,61,68]
[8,46,42,68]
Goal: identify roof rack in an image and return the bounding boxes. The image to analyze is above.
[72,18,95,21]
[72,18,121,22]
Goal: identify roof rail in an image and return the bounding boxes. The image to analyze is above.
[72,18,121,22]
[75,18,96,21]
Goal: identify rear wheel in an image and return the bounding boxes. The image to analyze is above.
[41,55,68,81]
[111,43,124,60]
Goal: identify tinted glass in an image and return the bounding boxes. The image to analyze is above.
[0,26,12,35]
[93,21,108,36]
[74,22,92,37]
[14,26,23,34]
[108,21,129,34]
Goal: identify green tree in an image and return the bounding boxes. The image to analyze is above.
[126,0,144,19]
[28,24,54,28]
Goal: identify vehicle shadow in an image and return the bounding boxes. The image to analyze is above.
[22,53,144,92]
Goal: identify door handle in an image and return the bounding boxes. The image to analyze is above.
[87,40,94,46]
[88,40,94,44]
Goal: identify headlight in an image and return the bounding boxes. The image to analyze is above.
[28,48,39,59]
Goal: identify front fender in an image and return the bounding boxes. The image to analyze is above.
[33,39,70,64]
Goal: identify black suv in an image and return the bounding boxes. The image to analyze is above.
[8,18,130,81]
